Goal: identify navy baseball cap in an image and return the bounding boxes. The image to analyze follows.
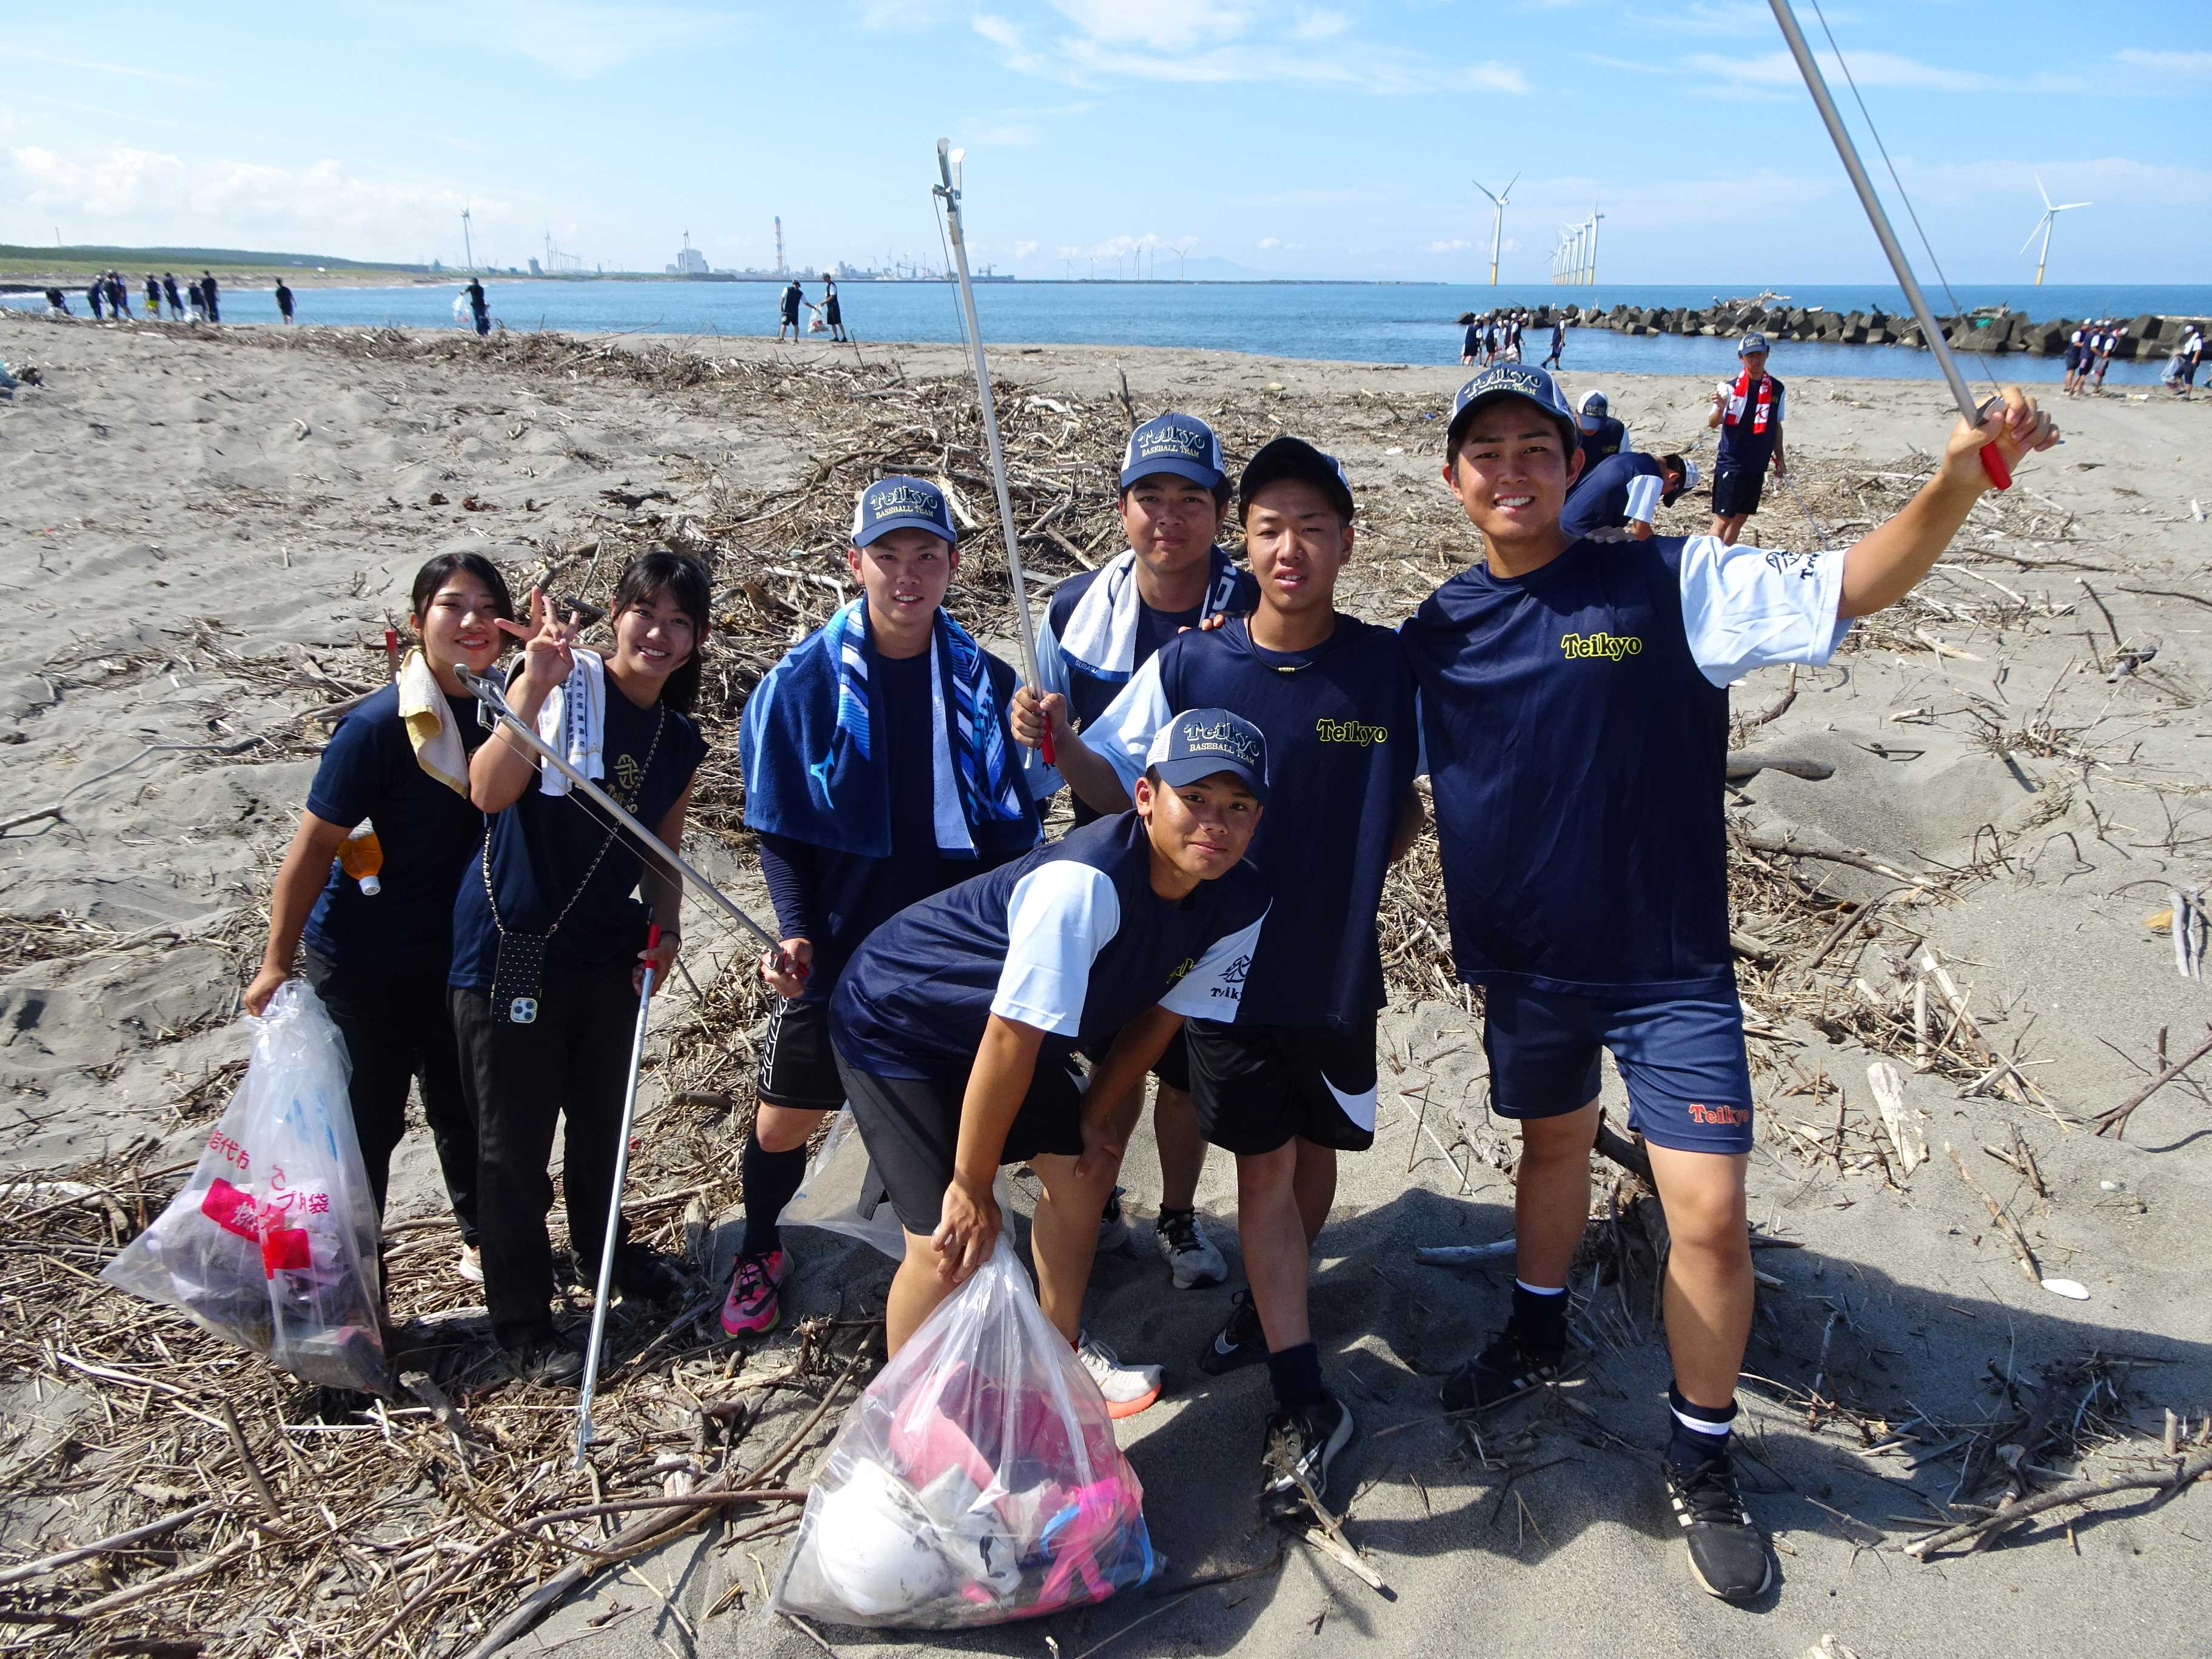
[852,475,956,548]
[1145,707,1269,802]
[1578,389,1609,420]
[1121,411,1227,492]
[1238,435,1355,522]
[1447,363,1578,451]
[1738,332,1771,355]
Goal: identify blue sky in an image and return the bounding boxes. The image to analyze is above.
[2,1,2207,283]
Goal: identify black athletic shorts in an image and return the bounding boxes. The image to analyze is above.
[758,997,844,1113]
[1185,1014,1379,1157]
[1079,1024,1190,1093]
[833,1045,1084,1235]
[1711,466,1766,518]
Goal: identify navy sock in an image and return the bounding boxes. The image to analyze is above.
[1265,1341,1326,1413]
[1666,1384,1738,1469]
[740,1131,808,1258]
[1510,1280,1569,1358]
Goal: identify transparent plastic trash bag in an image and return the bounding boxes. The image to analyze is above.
[101,979,387,1393]
[773,1233,1156,1628]
[781,1107,1012,1262]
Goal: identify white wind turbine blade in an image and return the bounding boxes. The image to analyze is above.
[2036,172,2053,212]
[2054,201,2091,212]
[1472,176,1502,207]
[2020,212,2051,255]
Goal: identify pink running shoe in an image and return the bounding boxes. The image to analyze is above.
[720,1248,789,1336]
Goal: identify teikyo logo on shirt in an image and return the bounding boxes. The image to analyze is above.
[1559,631,1644,661]
[1761,549,1822,583]
[612,751,644,807]
[1314,718,1389,746]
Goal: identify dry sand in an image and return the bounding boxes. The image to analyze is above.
[3,313,2211,1658]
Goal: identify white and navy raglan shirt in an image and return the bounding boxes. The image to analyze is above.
[830,813,1268,1081]
[1401,535,1849,1000]
[1079,616,1419,1033]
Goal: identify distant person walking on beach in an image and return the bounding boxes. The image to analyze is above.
[1707,331,1786,546]
[45,287,69,317]
[1460,316,1483,365]
[466,277,489,337]
[106,272,130,320]
[1543,312,1566,369]
[85,280,104,321]
[2173,324,2203,398]
[777,278,803,342]
[187,280,207,322]
[276,280,295,324]
[163,272,184,320]
[144,274,161,318]
[820,273,846,341]
[200,271,220,323]
[2061,321,2091,396]
[2091,323,2120,391]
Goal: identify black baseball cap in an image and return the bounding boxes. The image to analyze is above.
[1238,435,1355,523]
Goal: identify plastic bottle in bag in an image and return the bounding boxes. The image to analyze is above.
[101,979,389,1394]
[773,1234,1155,1629]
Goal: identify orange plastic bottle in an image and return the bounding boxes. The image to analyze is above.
[338,823,384,896]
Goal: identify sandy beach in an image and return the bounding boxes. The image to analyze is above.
[3,310,2210,1658]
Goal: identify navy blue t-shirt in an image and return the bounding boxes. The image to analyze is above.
[1572,417,1629,485]
[449,685,708,990]
[831,813,1269,1081]
[1560,452,1666,541]
[758,649,1005,1004]
[1401,537,1738,998]
[1041,558,1259,827]
[1085,615,1419,1029]
[1715,374,1785,471]
[300,683,489,971]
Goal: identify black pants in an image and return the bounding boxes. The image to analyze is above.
[301,950,479,1242]
[451,969,638,1349]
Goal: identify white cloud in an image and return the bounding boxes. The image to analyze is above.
[1014,239,1039,257]
[1689,47,2079,95]
[2116,49,2212,80]
[0,44,215,89]
[979,1,1527,95]
[1257,236,1281,249]
[1429,237,1470,251]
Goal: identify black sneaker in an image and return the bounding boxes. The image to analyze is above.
[1261,1393,1355,1518]
[506,1332,585,1387]
[1198,1289,1267,1376]
[1439,1326,1564,1414]
[1664,1455,1773,1603]
[613,1245,691,1305]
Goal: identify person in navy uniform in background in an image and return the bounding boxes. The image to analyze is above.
[1706,331,1785,545]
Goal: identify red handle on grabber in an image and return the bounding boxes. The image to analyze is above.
[1040,725,1057,767]
[1977,443,2011,491]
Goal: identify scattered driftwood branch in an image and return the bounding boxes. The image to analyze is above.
[2093,1028,2212,1139]
[1905,1447,2212,1560]
[1736,828,1924,886]
[1945,1142,2039,1283]
[1415,1240,1516,1265]
[0,1501,221,1590]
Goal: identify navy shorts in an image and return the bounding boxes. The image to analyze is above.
[1481,984,1755,1155]
[1710,467,1766,518]
[1186,1014,1379,1157]
[2063,346,2083,371]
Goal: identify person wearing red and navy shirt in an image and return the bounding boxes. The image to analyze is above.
[1403,360,2058,1606]
[1706,331,1786,545]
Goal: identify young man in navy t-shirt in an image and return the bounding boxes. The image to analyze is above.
[1021,437,1421,1515]
[1403,361,2057,1603]
[1558,451,1698,544]
[829,709,1271,1415]
[1033,412,1259,1292]
[1706,331,1786,545]
[724,477,1045,1338]
[1570,389,1630,482]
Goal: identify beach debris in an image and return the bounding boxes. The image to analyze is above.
[1866,1063,1923,1176]
[1905,1445,2212,1561]
[1415,1240,1517,1265]
[2168,888,2206,979]
[2039,1278,2090,1300]
[1801,1640,1862,1659]
[2092,1026,2212,1139]
[1945,1142,2040,1283]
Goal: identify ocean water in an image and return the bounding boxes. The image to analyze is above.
[10,279,2206,386]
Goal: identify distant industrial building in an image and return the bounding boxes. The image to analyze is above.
[666,231,709,276]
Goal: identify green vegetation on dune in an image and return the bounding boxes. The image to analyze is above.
[0,244,429,272]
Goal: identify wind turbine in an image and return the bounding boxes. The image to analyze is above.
[2021,175,2090,287]
[1472,173,1517,286]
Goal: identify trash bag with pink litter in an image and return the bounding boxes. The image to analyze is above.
[100,979,387,1395]
[772,1233,1156,1628]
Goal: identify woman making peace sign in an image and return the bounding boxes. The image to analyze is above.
[449,552,712,1385]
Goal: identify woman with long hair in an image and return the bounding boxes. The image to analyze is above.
[449,550,712,1384]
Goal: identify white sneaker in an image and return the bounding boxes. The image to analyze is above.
[1095,1186,1130,1253]
[456,1243,484,1285]
[1153,1208,1228,1290]
[1076,1332,1162,1420]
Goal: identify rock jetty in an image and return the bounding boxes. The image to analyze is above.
[1467,300,2208,359]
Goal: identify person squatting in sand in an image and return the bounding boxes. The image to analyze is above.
[828,708,1275,1413]
[1560,449,1700,543]
[449,553,711,1386]
[246,553,514,1292]
[721,477,1047,1338]
[1705,330,1786,545]
[1028,412,1259,1292]
[1401,361,2059,1604]
[1019,437,1422,1512]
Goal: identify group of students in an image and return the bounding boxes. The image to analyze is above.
[1461,309,1566,372]
[778,276,848,343]
[49,270,222,323]
[2062,318,2127,395]
[254,357,2056,1607]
